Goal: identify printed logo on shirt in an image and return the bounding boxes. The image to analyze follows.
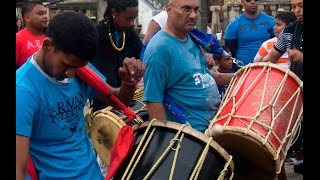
[193,72,215,88]
[27,40,42,49]
[239,21,272,33]
[49,93,85,133]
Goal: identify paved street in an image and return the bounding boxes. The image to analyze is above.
[285,162,303,180]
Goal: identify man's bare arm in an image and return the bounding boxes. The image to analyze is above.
[142,20,161,44]
[287,48,303,63]
[146,102,167,120]
[261,48,283,63]
[211,71,234,86]
[16,135,30,180]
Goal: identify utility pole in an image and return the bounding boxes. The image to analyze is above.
[196,0,208,33]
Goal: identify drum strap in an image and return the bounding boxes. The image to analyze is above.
[189,28,223,55]
[163,94,187,124]
[140,28,223,61]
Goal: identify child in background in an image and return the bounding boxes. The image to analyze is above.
[253,11,297,69]
[213,46,234,99]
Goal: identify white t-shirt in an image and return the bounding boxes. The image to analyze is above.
[152,10,167,28]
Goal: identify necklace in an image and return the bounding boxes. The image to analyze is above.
[109,31,125,51]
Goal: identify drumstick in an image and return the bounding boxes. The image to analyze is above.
[76,65,136,121]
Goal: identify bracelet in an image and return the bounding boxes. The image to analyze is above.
[122,81,136,86]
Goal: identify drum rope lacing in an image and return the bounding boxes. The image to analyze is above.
[169,134,185,180]
[121,119,234,180]
[208,63,303,175]
[121,119,158,180]
[143,121,186,179]
[189,137,212,180]
[217,155,234,180]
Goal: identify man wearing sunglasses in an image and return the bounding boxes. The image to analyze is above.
[224,0,275,68]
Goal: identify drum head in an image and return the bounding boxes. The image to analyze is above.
[84,108,93,136]
[91,110,125,166]
[207,62,303,178]
[210,126,279,177]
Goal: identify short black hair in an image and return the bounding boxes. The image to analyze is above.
[103,0,138,25]
[46,12,98,61]
[21,0,43,18]
[213,46,231,61]
[275,11,297,25]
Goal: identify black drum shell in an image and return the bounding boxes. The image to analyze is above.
[113,121,234,180]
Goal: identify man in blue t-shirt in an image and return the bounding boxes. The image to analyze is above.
[224,0,275,66]
[143,0,221,132]
[16,12,144,180]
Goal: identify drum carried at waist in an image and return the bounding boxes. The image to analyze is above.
[206,62,303,178]
[86,106,143,166]
[113,119,234,180]
[84,88,148,135]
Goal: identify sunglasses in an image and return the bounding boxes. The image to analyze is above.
[245,0,259,2]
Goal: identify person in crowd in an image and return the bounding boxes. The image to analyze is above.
[262,0,303,174]
[89,0,143,112]
[16,16,24,32]
[16,11,145,180]
[253,11,297,69]
[142,10,167,44]
[142,9,234,88]
[213,46,234,99]
[143,9,213,43]
[16,0,48,69]
[224,0,275,67]
[142,0,222,132]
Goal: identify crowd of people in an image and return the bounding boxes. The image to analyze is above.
[16,0,303,179]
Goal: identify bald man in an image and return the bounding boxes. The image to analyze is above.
[143,0,222,132]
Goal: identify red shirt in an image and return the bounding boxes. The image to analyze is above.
[16,28,45,68]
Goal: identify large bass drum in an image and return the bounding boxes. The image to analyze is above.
[113,120,234,180]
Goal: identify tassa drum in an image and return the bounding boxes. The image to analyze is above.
[113,120,234,180]
[89,106,143,166]
[206,62,303,177]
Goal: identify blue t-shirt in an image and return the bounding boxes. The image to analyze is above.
[16,57,104,180]
[143,30,221,132]
[224,12,275,65]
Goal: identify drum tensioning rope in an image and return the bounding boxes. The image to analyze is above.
[121,119,157,180]
[190,138,233,180]
[143,124,186,180]
[121,119,234,180]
